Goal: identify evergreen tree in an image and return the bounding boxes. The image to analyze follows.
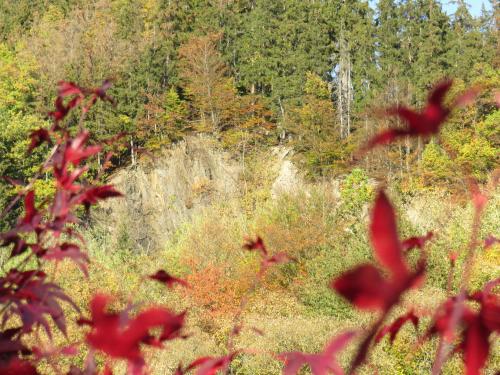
[446,0,485,81]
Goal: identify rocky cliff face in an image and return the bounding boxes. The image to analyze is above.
[94,136,241,252]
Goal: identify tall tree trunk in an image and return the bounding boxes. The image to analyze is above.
[130,139,136,166]
[337,33,352,139]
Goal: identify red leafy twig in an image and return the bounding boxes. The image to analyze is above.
[431,180,489,374]
[331,191,427,373]
[244,236,292,269]
[426,279,499,375]
[278,331,355,375]
[78,294,185,374]
[179,353,238,375]
[402,232,433,252]
[360,80,478,152]
[375,310,419,344]
[149,270,190,288]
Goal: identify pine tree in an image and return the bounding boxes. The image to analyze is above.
[446,0,485,81]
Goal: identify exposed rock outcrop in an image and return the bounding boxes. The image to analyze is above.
[270,147,305,199]
[94,136,241,252]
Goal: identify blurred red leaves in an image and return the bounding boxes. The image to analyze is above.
[0,357,38,375]
[332,191,427,312]
[78,294,185,372]
[28,128,51,153]
[363,80,478,151]
[0,270,78,338]
[330,191,428,373]
[426,279,499,375]
[0,80,123,372]
[180,353,237,375]
[375,310,419,343]
[244,236,292,269]
[149,270,190,288]
[402,232,433,252]
[278,331,355,375]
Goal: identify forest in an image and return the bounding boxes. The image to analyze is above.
[1,0,498,221]
[0,0,499,374]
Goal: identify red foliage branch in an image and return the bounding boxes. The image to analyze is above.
[0,80,133,374]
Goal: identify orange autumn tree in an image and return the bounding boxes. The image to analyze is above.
[179,33,238,133]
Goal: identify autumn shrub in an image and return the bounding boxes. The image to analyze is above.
[339,168,374,215]
[421,142,455,184]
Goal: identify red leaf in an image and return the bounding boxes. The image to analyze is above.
[243,236,268,257]
[331,265,390,310]
[54,166,87,192]
[483,235,498,249]
[363,129,408,150]
[279,331,355,375]
[462,318,489,375]
[0,270,77,338]
[402,232,433,252]
[82,294,185,370]
[64,131,102,166]
[28,129,51,153]
[402,80,452,135]
[57,81,84,97]
[149,270,189,288]
[43,242,89,276]
[370,191,407,279]
[185,353,237,375]
[427,280,499,375]
[244,237,292,268]
[362,80,474,151]
[22,191,36,224]
[332,192,426,372]
[469,278,500,333]
[92,80,115,105]
[48,97,70,122]
[18,191,41,231]
[375,310,419,343]
[0,327,30,357]
[0,357,38,375]
[262,252,291,267]
[76,185,122,208]
[0,232,29,258]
